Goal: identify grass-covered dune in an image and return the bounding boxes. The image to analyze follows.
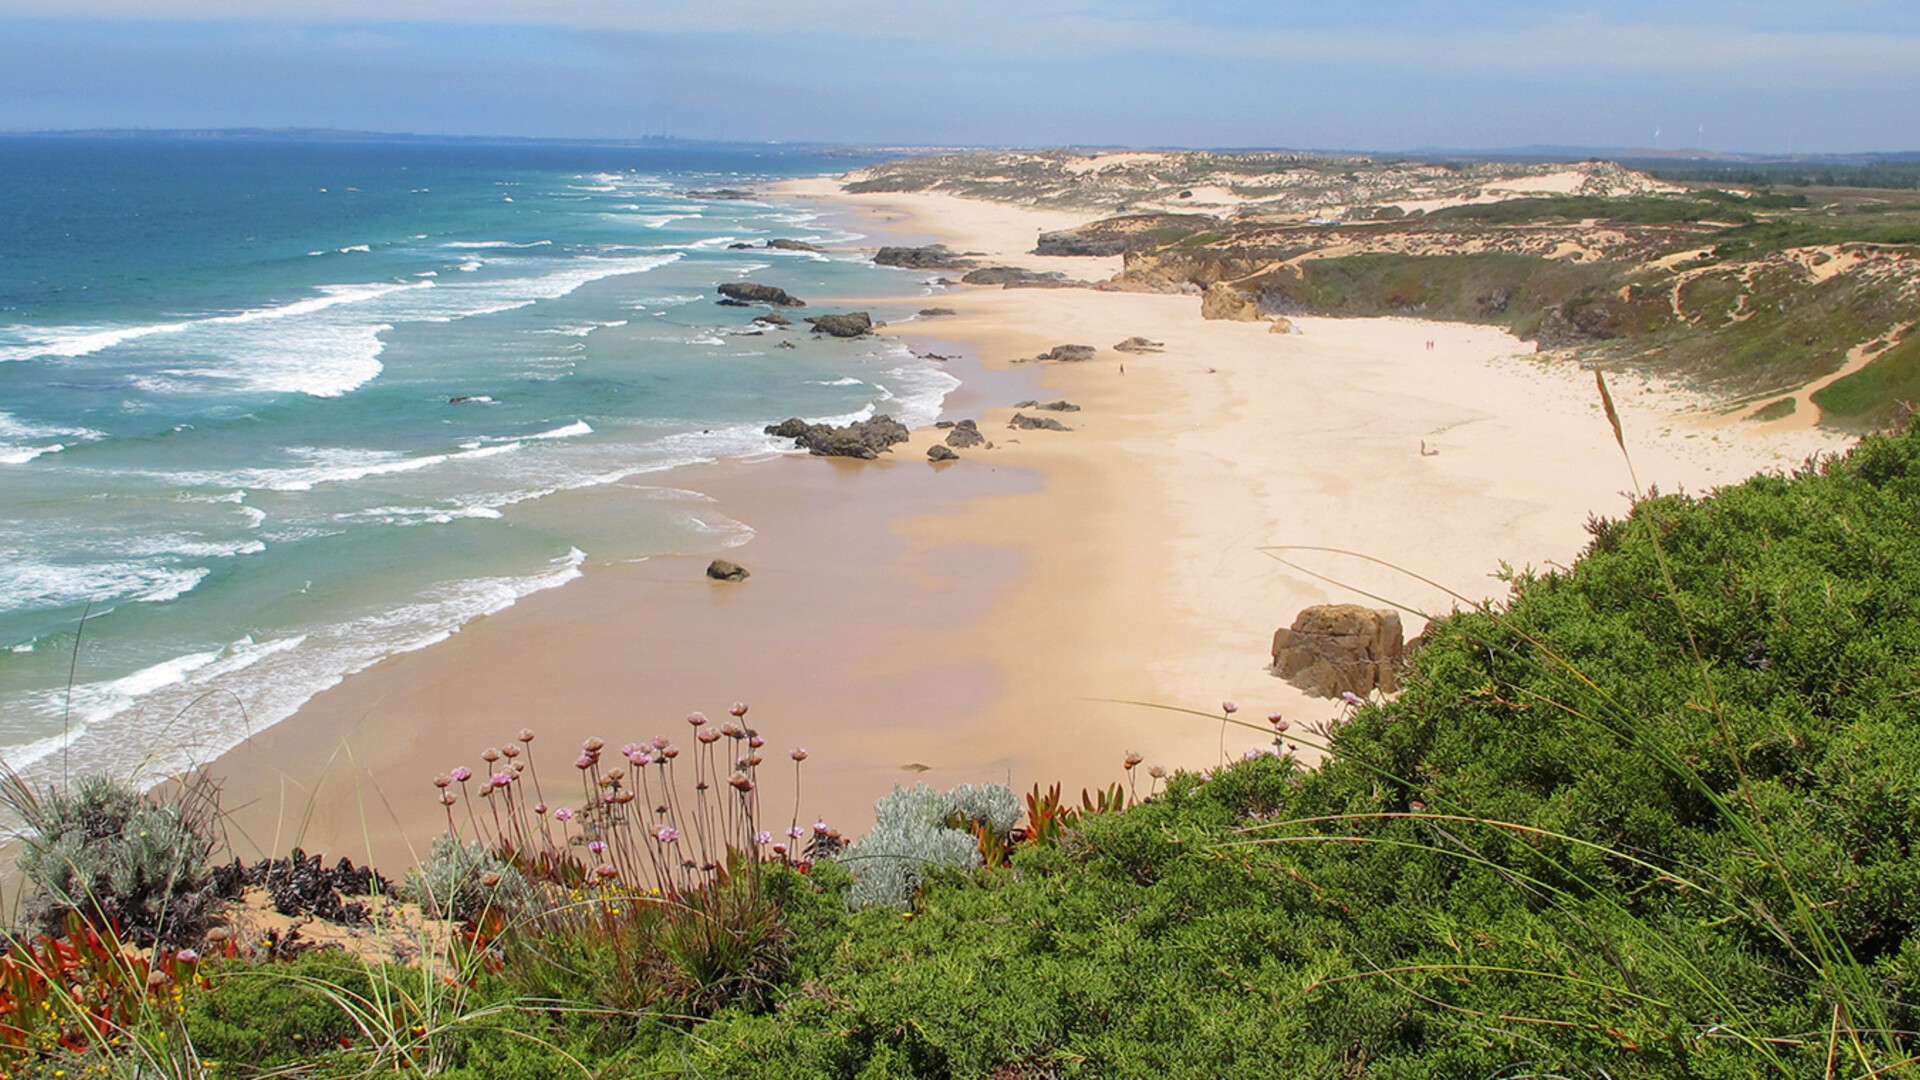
[15,427,1920,1079]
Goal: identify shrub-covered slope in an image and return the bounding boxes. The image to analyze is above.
[649,428,1920,1078]
[164,428,1920,1079]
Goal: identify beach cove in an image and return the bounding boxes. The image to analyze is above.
[207,177,1855,869]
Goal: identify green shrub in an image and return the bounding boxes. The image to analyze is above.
[399,833,535,924]
[5,772,220,946]
[837,783,1018,910]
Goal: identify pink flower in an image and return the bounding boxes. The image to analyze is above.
[518,728,536,743]
[787,825,806,840]
[729,702,749,717]
[748,735,766,749]
[491,772,514,788]
[1340,691,1365,707]
[755,830,773,845]
[791,748,809,762]
[432,774,452,789]
[574,754,594,770]
[812,820,829,835]
[481,747,501,762]
[772,842,788,856]
[554,807,576,822]
[176,949,200,964]
[450,767,473,783]
[687,711,708,727]
[698,729,722,744]
[533,803,547,815]
[1222,701,1238,714]
[651,734,670,750]
[594,864,618,879]
[654,827,680,844]
[588,840,607,854]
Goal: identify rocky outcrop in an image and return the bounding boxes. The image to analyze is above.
[1113,336,1164,353]
[1033,213,1219,256]
[875,245,975,270]
[1200,282,1262,321]
[1118,250,1267,293]
[1014,399,1081,412]
[767,238,825,252]
[1270,605,1405,698]
[1009,413,1070,431]
[944,420,986,448]
[718,282,805,307]
[753,312,791,326]
[1267,317,1297,334]
[927,444,958,462]
[805,312,874,338]
[765,414,909,459]
[918,307,957,317]
[960,266,1077,288]
[706,559,750,582]
[1035,344,1097,362]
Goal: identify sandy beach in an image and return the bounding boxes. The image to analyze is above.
[206,178,1855,870]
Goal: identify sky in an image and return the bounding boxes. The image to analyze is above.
[3,1,1917,153]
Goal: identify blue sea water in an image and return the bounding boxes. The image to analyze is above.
[0,136,952,784]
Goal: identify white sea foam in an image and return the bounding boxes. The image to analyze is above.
[152,441,523,493]
[0,561,211,613]
[812,377,866,387]
[0,444,63,465]
[339,244,371,254]
[441,240,554,249]
[0,281,421,366]
[529,420,592,440]
[457,260,483,272]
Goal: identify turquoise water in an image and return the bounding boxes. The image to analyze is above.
[0,137,952,783]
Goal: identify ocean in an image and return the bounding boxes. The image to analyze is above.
[0,136,952,786]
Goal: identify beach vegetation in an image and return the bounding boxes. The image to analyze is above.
[23,423,1920,1074]
[3,771,222,948]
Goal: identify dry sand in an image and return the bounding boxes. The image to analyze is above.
[207,178,1855,871]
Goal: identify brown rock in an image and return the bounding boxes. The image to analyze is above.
[927,444,958,462]
[1267,317,1296,334]
[1270,604,1405,698]
[706,559,750,582]
[945,420,986,448]
[1200,282,1261,321]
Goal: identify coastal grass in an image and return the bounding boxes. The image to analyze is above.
[20,424,1920,1075]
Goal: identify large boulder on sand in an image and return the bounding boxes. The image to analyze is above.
[706,559,750,582]
[765,414,909,459]
[1200,282,1261,321]
[944,419,986,448]
[1271,604,1405,698]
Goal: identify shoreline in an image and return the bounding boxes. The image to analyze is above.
[205,179,1855,870]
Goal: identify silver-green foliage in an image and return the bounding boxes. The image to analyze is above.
[9,773,218,946]
[840,782,1018,910]
[401,832,535,923]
